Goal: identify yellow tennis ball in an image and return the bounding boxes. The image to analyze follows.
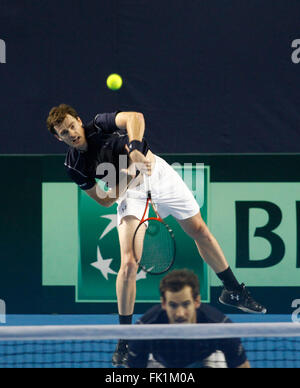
[106,73,123,90]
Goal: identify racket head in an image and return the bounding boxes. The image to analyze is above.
[132,218,176,275]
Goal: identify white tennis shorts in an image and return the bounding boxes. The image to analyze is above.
[116,155,200,225]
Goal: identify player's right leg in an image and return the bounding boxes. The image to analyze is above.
[151,155,266,314]
[177,213,267,314]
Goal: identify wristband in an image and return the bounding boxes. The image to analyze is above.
[128,140,144,154]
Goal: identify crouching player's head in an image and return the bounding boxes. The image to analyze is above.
[160,269,201,324]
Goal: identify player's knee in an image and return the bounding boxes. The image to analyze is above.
[119,259,138,280]
[191,221,211,241]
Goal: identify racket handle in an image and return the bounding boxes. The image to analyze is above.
[143,174,152,199]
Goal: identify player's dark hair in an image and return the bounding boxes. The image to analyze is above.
[159,269,200,301]
[46,104,79,135]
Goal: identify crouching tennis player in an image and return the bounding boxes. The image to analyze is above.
[127,269,250,368]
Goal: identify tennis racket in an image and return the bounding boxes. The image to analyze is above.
[132,174,176,275]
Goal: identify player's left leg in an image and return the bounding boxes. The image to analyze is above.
[177,212,267,314]
[112,214,147,367]
[116,215,145,316]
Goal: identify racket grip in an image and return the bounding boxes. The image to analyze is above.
[143,174,151,199]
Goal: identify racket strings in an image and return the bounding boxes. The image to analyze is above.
[134,219,175,274]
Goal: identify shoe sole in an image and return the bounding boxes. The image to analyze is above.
[219,298,267,314]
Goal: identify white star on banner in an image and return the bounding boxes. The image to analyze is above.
[99,214,118,239]
[136,268,153,281]
[91,214,149,282]
[91,246,117,280]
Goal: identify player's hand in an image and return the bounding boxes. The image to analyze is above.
[130,150,152,175]
[119,160,137,181]
[125,145,152,175]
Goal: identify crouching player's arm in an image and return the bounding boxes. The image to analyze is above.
[237,360,251,368]
[127,340,150,368]
[222,337,251,369]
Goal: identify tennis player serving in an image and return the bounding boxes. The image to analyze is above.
[46,105,266,366]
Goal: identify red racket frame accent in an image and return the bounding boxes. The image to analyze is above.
[132,195,176,275]
[140,197,162,223]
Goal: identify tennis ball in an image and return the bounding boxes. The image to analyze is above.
[106,73,123,91]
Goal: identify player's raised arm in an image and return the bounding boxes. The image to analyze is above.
[115,112,145,141]
[115,112,152,175]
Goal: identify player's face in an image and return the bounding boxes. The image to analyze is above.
[54,114,87,151]
[161,286,201,324]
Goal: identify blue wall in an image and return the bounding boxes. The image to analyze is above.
[1,0,300,154]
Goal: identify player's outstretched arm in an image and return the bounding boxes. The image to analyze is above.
[116,112,152,175]
[85,185,114,207]
[84,164,136,207]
